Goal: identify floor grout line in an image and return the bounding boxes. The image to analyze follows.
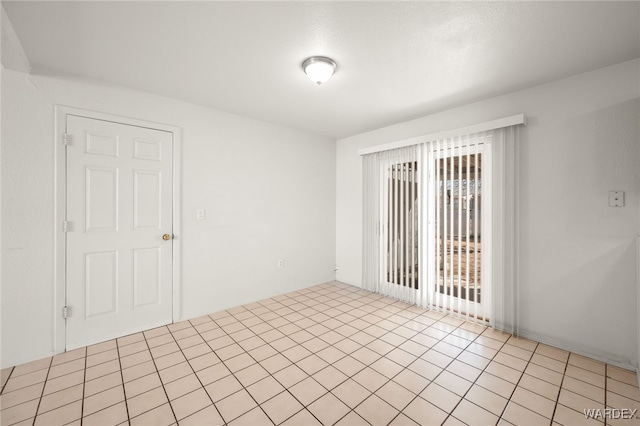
[114,339,131,426]
[1,282,637,426]
[30,357,54,426]
[495,340,541,423]
[188,311,274,425]
[0,367,15,396]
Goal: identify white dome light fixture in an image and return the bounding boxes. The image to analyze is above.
[302,56,337,85]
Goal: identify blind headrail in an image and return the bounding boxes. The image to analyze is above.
[358,114,526,156]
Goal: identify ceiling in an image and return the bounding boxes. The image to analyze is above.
[3,1,639,139]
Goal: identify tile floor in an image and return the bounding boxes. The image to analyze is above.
[1,281,639,426]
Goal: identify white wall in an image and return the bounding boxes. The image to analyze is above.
[337,59,640,368]
[1,68,336,368]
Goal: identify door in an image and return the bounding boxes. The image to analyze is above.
[428,143,490,321]
[383,160,419,289]
[379,146,421,303]
[65,115,173,349]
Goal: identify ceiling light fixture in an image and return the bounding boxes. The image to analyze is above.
[302,56,337,85]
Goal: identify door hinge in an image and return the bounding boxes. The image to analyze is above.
[63,221,74,232]
[63,133,72,146]
[63,306,71,319]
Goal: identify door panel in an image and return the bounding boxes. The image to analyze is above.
[133,247,161,308]
[85,166,119,232]
[134,171,162,229]
[85,250,118,318]
[429,144,487,320]
[66,115,173,349]
[383,161,419,289]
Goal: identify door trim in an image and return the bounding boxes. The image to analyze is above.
[53,105,182,354]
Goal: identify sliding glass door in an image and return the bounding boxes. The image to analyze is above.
[376,146,421,303]
[376,137,491,322]
[363,125,520,328]
[427,143,490,321]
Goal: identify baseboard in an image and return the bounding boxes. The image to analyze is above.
[334,279,362,289]
[517,329,636,372]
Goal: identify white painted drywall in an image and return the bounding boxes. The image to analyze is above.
[1,69,336,368]
[337,59,640,368]
[1,7,30,74]
[1,68,54,368]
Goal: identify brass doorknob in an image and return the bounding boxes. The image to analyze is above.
[162,234,172,241]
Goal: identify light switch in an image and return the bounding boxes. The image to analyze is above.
[196,209,206,220]
[609,191,624,207]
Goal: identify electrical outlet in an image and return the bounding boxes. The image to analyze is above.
[278,259,284,268]
[196,209,206,220]
[609,191,625,207]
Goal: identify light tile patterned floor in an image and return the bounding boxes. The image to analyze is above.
[1,281,639,425]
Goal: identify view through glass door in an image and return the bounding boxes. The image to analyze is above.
[432,146,485,319]
[383,160,419,293]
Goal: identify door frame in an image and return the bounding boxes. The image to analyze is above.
[53,105,182,354]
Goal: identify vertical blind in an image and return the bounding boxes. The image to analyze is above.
[362,145,420,304]
[422,134,489,324]
[362,125,520,331]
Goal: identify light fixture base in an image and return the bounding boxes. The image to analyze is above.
[302,56,337,85]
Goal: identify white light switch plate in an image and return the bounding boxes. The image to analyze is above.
[609,191,624,207]
[196,209,206,220]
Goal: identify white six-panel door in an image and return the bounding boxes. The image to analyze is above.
[65,115,173,349]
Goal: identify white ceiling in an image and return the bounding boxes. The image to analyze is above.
[3,1,640,139]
